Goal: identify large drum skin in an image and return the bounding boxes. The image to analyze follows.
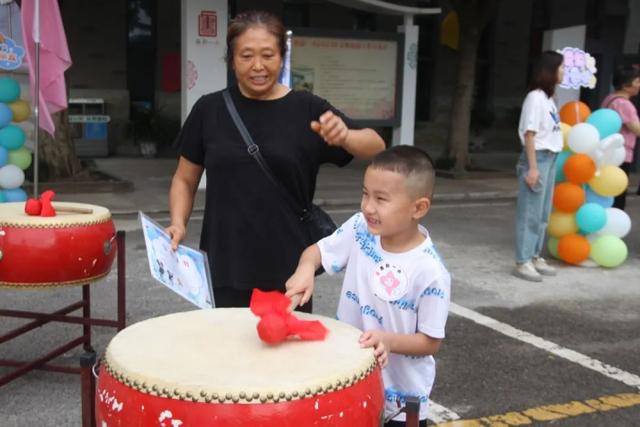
[96,309,384,426]
[0,202,116,287]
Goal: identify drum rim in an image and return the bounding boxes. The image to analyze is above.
[0,270,111,288]
[0,202,112,227]
[101,358,378,404]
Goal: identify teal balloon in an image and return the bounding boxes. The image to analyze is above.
[586,108,622,139]
[555,150,572,182]
[0,191,5,203]
[8,147,32,170]
[0,102,13,127]
[0,78,20,103]
[576,202,607,233]
[0,145,7,167]
[584,186,613,208]
[591,235,627,267]
[0,125,25,150]
[2,188,27,202]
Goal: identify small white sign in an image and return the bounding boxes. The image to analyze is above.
[139,211,214,309]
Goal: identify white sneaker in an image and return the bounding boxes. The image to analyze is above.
[513,261,543,282]
[532,257,556,276]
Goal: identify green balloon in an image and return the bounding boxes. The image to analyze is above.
[547,237,560,259]
[8,147,32,170]
[590,235,628,268]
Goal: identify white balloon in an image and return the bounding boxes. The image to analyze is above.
[592,135,626,167]
[568,123,600,153]
[594,208,632,238]
[0,164,24,189]
[602,146,626,167]
[600,133,624,151]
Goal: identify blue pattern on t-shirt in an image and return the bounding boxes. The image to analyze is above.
[385,388,429,405]
[389,297,417,313]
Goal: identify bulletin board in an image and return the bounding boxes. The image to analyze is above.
[290,29,403,127]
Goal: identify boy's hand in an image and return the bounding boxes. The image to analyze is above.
[359,330,389,368]
[285,265,316,308]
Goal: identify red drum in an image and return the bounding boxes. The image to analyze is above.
[0,202,116,287]
[96,309,384,426]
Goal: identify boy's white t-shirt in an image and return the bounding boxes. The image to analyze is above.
[317,212,451,422]
[518,89,563,152]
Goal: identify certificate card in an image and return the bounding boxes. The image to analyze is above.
[139,212,215,309]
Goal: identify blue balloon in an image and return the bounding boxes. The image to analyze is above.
[0,78,20,103]
[586,108,622,139]
[3,188,27,202]
[0,145,7,167]
[0,102,13,128]
[555,150,572,182]
[0,125,25,150]
[576,202,607,233]
[584,186,613,208]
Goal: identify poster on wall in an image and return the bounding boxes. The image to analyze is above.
[558,46,597,90]
[291,30,402,126]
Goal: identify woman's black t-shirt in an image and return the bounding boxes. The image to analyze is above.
[177,85,356,291]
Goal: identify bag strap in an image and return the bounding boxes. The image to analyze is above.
[222,89,311,221]
[604,95,627,109]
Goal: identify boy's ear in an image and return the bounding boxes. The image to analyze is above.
[413,197,431,219]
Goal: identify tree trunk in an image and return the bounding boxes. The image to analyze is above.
[38,109,83,181]
[444,0,500,177]
[447,26,481,176]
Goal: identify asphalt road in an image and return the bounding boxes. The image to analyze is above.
[1,197,639,426]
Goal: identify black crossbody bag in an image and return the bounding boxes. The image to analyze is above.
[222,90,337,253]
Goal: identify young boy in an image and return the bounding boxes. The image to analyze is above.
[286,145,450,426]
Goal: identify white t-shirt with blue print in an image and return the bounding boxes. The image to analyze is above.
[317,212,450,422]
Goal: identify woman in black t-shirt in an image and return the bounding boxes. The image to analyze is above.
[168,11,385,310]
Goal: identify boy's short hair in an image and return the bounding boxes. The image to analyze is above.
[369,145,436,199]
[612,65,640,90]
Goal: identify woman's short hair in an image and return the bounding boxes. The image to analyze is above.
[612,65,640,90]
[528,50,564,98]
[226,10,286,63]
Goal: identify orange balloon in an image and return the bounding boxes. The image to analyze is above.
[559,101,591,126]
[563,153,596,184]
[558,234,591,265]
[552,182,585,213]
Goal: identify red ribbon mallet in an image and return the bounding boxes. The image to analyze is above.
[24,190,57,217]
[249,288,328,345]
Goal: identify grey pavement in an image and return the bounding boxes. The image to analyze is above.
[2,150,640,426]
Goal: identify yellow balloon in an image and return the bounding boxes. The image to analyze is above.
[588,165,628,197]
[560,122,571,150]
[8,99,30,122]
[548,211,578,238]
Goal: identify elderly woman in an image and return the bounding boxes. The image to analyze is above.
[167,10,385,309]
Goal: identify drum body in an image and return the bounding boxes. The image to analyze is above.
[96,309,384,426]
[0,202,116,287]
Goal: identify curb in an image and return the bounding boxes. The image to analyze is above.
[111,191,520,217]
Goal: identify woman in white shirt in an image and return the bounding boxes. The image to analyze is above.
[514,51,564,282]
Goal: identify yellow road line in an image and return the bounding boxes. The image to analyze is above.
[434,392,640,426]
